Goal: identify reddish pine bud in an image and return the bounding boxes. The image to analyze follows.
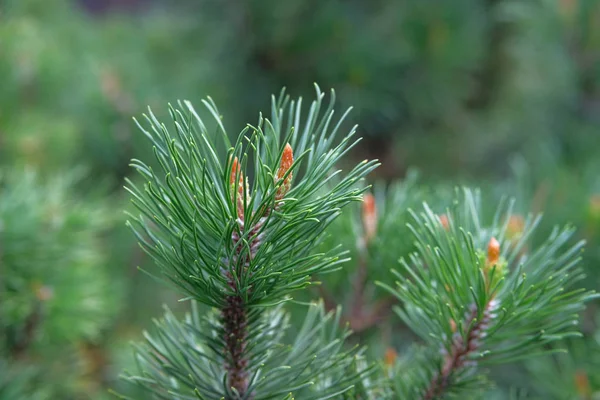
[229,157,246,219]
[362,193,377,243]
[384,347,397,367]
[275,143,294,201]
[449,318,457,333]
[574,370,591,398]
[439,214,449,230]
[32,282,53,302]
[507,214,525,240]
[230,157,241,185]
[487,237,500,266]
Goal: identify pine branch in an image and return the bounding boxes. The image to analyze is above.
[0,169,116,345]
[222,295,251,397]
[122,301,377,400]
[0,169,118,399]
[423,300,497,400]
[379,188,597,399]
[314,172,438,335]
[122,86,379,398]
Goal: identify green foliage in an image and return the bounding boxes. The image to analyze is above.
[0,359,47,400]
[123,301,376,400]
[380,188,596,399]
[0,169,121,398]
[125,86,377,306]
[122,87,378,398]
[309,171,452,342]
[1,0,600,398]
[524,337,600,399]
[318,172,432,291]
[120,83,596,399]
[0,170,117,344]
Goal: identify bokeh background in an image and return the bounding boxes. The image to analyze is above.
[2,0,600,398]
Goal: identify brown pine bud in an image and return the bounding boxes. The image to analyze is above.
[574,369,591,398]
[229,157,241,185]
[449,318,457,333]
[487,237,500,266]
[507,214,525,240]
[32,282,53,302]
[439,214,449,230]
[229,156,245,219]
[384,347,397,367]
[362,193,377,243]
[275,143,294,201]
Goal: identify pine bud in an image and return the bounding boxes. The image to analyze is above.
[362,193,377,244]
[275,143,294,201]
[574,370,591,398]
[487,237,500,266]
[482,237,507,294]
[230,156,246,219]
[384,347,397,367]
[32,282,53,302]
[449,318,457,333]
[439,214,449,230]
[506,214,525,240]
[229,157,241,185]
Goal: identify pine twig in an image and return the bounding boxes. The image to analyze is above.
[423,299,498,400]
[121,88,379,399]
[222,293,250,397]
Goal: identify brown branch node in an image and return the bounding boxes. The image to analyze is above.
[423,299,498,400]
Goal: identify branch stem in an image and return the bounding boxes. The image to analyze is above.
[423,299,497,400]
[223,293,251,398]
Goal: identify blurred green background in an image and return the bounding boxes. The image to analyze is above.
[1,0,600,398]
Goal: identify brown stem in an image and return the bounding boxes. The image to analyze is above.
[316,252,397,334]
[350,256,369,320]
[222,215,267,399]
[423,300,497,400]
[348,296,396,333]
[222,293,251,398]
